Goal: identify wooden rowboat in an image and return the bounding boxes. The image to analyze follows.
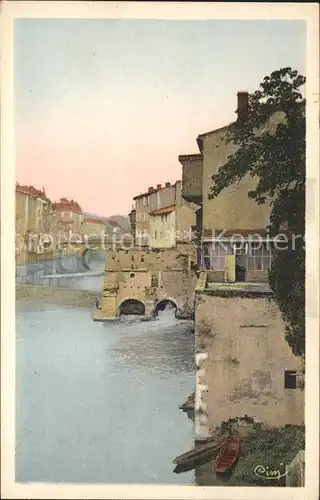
[173,438,225,473]
[215,435,241,473]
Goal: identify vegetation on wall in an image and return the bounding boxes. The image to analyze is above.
[208,67,306,356]
[229,424,305,486]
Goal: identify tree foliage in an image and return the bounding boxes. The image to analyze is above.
[208,67,306,356]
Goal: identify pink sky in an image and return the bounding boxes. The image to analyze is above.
[15,19,305,216]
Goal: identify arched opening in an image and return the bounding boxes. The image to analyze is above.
[119,299,145,316]
[154,299,177,317]
[81,248,105,271]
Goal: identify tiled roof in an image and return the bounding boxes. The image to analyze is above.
[16,183,50,202]
[150,205,176,216]
[133,181,178,200]
[53,198,82,214]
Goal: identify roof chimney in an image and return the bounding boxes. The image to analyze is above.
[237,91,249,121]
[148,187,154,193]
[156,184,162,190]
[165,182,171,188]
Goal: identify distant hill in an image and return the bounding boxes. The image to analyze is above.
[83,212,131,233]
[107,215,131,233]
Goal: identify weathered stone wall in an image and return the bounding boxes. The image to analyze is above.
[149,183,176,212]
[100,246,197,318]
[194,291,304,439]
[179,154,203,202]
[202,127,270,232]
[104,246,195,272]
[201,112,284,232]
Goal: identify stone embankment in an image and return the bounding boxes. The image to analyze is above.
[16,284,97,309]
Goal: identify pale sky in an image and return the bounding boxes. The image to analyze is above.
[15,19,306,216]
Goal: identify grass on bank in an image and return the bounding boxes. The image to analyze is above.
[197,421,305,487]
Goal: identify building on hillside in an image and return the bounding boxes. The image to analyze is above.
[52,198,83,241]
[133,181,197,248]
[82,217,108,239]
[15,183,52,260]
[178,91,304,439]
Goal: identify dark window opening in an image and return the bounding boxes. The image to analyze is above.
[284,370,297,389]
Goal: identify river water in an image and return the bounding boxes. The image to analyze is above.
[16,300,195,484]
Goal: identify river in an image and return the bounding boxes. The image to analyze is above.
[15,296,195,484]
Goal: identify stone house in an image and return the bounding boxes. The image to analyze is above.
[81,217,108,239]
[52,198,83,243]
[179,91,304,438]
[180,91,285,283]
[15,183,53,262]
[134,180,197,249]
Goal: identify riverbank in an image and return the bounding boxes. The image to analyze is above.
[194,421,305,486]
[16,284,97,309]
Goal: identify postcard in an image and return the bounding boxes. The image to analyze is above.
[1,2,319,499]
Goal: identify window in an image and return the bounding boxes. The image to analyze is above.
[233,241,248,255]
[247,242,273,271]
[201,242,230,270]
[284,370,297,389]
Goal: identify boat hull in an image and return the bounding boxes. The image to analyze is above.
[215,436,241,474]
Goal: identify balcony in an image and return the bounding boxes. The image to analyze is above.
[178,154,203,204]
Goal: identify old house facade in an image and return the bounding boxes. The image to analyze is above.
[179,91,304,438]
[15,183,53,262]
[134,180,197,249]
[81,217,108,239]
[180,91,285,283]
[52,198,83,243]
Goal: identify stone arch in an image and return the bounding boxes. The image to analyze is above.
[79,248,91,270]
[79,247,105,271]
[154,298,178,316]
[118,299,146,316]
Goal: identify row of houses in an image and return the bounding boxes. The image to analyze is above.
[128,91,279,284]
[128,180,198,249]
[101,90,303,437]
[15,183,117,262]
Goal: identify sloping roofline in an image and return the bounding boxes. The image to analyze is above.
[196,123,233,153]
[133,180,179,201]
